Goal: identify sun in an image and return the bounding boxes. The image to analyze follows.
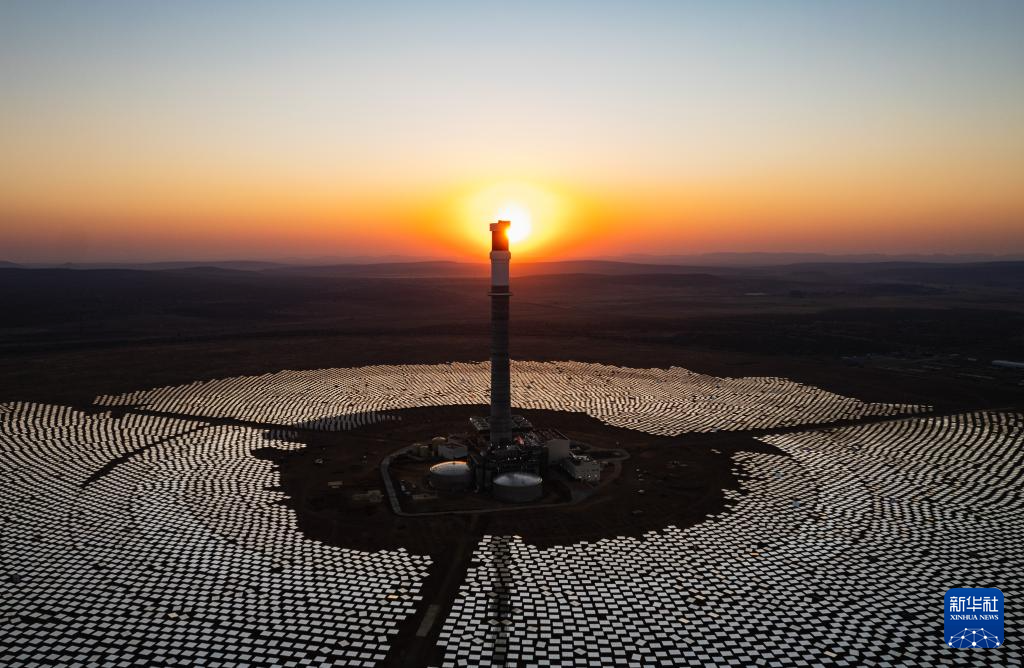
[498,203,532,243]
[447,180,573,255]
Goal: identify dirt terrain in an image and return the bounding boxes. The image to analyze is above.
[1,260,1023,411]
[257,405,780,553]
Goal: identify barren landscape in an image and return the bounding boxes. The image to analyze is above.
[3,260,1022,409]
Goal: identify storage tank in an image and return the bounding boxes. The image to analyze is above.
[428,461,472,492]
[493,472,543,503]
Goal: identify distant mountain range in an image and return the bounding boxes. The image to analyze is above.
[3,252,1024,272]
[604,252,1024,266]
[0,255,441,270]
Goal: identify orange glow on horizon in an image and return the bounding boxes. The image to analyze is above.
[3,164,1023,263]
[419,180,599,260]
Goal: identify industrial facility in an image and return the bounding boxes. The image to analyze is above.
[459,221,606,500]
[382,220,612,508]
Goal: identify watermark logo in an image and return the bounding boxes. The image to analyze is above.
[945,588,1003,648]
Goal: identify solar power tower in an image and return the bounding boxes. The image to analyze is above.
[488,220,513,448]
[469,219,547,491]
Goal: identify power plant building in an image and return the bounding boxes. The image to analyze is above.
[546,438,572,463]
[561,454,601,483]
[437,440,469,460]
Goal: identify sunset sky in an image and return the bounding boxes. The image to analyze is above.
[2,1,1023,263]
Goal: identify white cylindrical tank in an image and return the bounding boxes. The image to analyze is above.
[428,461,472,492]
[493,472,543,503]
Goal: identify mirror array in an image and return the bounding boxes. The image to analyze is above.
[434,411,1022,666]
[96,361,926,434]
[2,364,1014,667]
[0,402,428,667]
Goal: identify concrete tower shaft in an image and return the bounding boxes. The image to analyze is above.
[489,220,512,448]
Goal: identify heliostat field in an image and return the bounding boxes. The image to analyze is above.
[1,362,1019,666]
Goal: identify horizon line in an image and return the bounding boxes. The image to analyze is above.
[5,250,1024,269]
